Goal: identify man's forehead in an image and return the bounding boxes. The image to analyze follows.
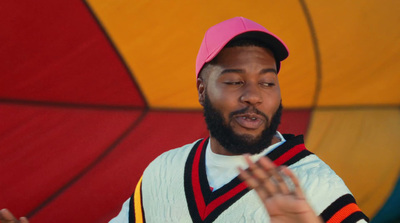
[201,46,277,79]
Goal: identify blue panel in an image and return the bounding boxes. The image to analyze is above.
[372,174,400,223]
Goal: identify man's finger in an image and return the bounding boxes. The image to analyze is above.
[241,155,279,198]
[239,167,271,200]
[238,167,259,188]
[19,217,29,223]
[272,167,292,195]
[257,156,293,194]
[281,166,305,199]
[257,158,288,193]
[0,209,18,222]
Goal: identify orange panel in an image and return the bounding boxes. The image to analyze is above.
[86,0,317,109]
[306,0,400,106]
[305,107,400,217]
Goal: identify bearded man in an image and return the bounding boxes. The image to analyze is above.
[109,17,369,223]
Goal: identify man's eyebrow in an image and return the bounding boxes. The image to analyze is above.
[219,68,277,75]
[220,68,244,75]
[260,68,277,74]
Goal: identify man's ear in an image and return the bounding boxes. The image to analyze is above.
[197,78,205,106]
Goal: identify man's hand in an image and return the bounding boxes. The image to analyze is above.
[0,209,29,223]
[238,155,322,223]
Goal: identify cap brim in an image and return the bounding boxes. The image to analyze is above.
[229,31,289,62]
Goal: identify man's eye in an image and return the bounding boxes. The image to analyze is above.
[225,81,243,85]
[260,82,275,87]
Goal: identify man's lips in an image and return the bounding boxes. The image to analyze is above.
[233,113,265,130]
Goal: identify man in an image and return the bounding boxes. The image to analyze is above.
[0,17,368,223]
[109,17,369,223]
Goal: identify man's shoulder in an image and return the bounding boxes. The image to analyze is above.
[288,150,353,215]
[140,139,203,187]
[281,133,304,144]
[157,139,201,160]
[291,154,345,184]
[143,139,202,173]
[279,134,353,208]
[286,137,347,190]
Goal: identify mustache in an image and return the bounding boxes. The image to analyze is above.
[229,107,269,122]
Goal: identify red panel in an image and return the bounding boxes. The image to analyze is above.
[278,109,311,137]
[0,104,143,218]
[0,107,311,222]
[29,111,208,223]
[0,1,145,107]
[26,110,311,222]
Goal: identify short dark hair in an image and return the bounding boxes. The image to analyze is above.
[225,37,272,50]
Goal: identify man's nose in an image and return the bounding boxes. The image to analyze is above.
[239,83,262,105]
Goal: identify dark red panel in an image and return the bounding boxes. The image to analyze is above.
[0,1,145,107]
[278,109,311,137]
[26,109,311,222]
[29,111,208,223]
[0,104,143,218]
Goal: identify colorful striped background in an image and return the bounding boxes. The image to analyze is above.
[0,1,399,222]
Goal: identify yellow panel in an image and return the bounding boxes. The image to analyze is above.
[306,108,400,217]
[86,0,316,109]
[306,0,400,106]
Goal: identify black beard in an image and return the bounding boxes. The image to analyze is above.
[203,93,282,155]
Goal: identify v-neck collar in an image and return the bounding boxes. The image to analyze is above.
[184,135,312,222]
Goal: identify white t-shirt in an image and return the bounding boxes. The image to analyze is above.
[205,132,286,191]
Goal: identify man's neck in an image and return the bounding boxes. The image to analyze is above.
[209,134,281,156]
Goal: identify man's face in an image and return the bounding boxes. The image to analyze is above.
[198,46,282,155]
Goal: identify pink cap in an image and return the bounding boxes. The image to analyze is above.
[196,17,289,78]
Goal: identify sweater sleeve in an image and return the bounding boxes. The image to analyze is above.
[319,193,369,222]
[291,155,369,223]
[109,198,130,223]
